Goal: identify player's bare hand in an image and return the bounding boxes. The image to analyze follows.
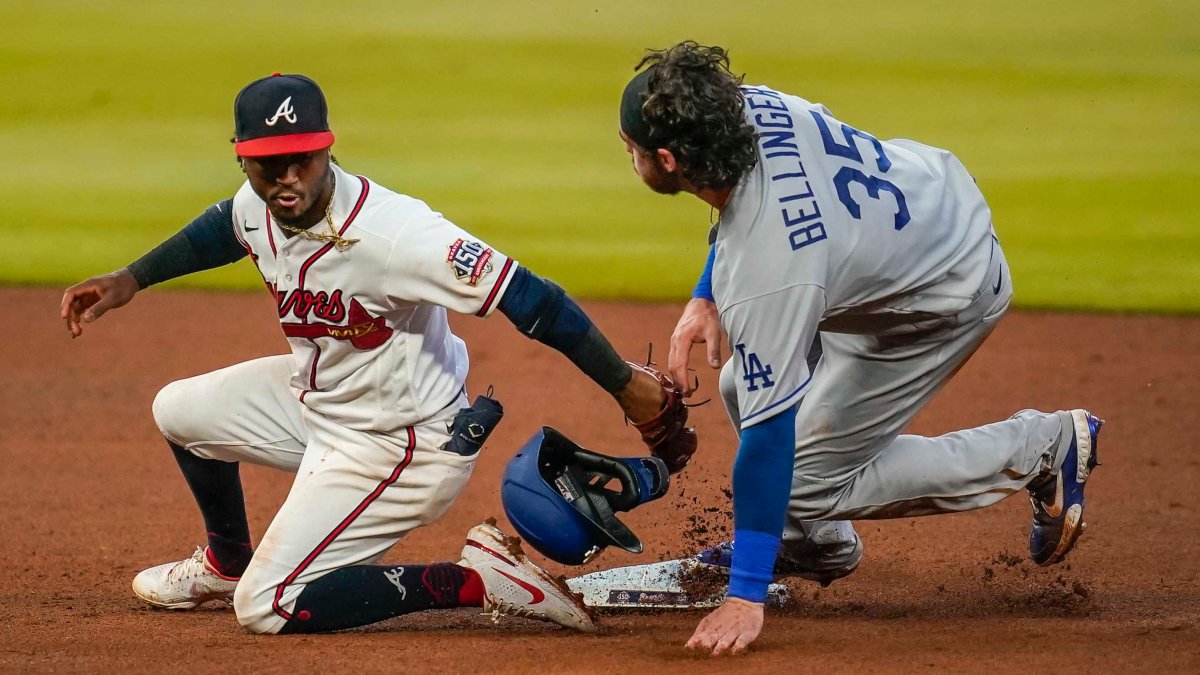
[61,269,139,338]
[685,597,764,656]
[616,367,669,424]
[669,298,722,396]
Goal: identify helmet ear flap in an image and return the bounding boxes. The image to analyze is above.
[500,427,670,565]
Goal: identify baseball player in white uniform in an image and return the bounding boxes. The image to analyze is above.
[617,43,1103,655]
[60,73,697,635]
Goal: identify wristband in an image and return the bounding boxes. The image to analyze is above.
[727,529,781,603]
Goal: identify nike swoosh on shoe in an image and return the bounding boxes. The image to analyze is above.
[492,567,546,604]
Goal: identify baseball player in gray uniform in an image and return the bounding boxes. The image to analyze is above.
[60,73,696,635]
[617,42,1103,655]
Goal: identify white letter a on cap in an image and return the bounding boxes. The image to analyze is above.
[265,97,298,126]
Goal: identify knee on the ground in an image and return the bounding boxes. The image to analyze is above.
[232,568,286,635]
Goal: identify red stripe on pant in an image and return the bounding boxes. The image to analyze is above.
[271,426,416,621]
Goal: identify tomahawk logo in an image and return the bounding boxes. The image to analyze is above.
[383,567,407,600]
[265,97,297,126]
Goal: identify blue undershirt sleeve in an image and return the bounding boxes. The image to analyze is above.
[497,266,633,394]
[127,199,246,289]
[727,403,798,603]
[692,245,715,302]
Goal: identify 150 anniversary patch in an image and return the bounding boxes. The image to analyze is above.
[446,239,494,286]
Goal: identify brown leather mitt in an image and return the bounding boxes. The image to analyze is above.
[626,360,698,474]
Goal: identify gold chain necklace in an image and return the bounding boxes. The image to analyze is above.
[275,173,360,252]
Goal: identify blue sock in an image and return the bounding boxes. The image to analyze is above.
[169,441,253,576]
[279,564,480,633]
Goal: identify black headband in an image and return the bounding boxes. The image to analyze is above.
[620,68,655,150]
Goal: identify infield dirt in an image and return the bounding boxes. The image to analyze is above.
[2,287,1197,674]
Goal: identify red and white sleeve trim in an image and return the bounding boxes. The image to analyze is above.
[475,258,517,317]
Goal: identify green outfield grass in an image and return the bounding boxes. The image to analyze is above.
[3,1,1197,312]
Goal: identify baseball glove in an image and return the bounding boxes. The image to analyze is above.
[626,360,698,474]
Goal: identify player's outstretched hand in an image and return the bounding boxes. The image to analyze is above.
[685,597,764,656]
[669,298,722,397]
[61,269,139,338]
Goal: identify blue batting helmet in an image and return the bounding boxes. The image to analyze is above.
[501,427,669,565]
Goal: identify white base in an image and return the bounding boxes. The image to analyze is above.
[566,559,790,609]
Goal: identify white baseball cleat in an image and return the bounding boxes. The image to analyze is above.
[459,519,596,632]
[131,546,239,610]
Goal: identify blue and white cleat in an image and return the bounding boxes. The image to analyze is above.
[696,533,863,588]
[1028,409,1103,566]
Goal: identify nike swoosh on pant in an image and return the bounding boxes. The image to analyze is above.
[492,567,546,604]
[992,267,1003,294]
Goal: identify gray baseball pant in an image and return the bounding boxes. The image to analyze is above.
[719,246,1076,563]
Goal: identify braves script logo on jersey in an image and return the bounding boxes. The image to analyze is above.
[276,287,346,323]
[446,239,494,286]
[265,97,297,126]
[280,297,393,350]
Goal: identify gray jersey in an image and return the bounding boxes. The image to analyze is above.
[712,85,998,428]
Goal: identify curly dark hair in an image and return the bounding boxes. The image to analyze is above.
[636,42,758,190]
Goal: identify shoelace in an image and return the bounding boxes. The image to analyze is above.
[484,597,540,624]
[165,547,209,584]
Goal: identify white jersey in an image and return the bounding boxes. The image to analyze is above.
[230,164,517,431]
[713,85,997,428]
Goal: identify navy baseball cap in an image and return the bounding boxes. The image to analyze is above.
[232,73,335,157]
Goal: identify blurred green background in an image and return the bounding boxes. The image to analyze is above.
[2,1,1197,312]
